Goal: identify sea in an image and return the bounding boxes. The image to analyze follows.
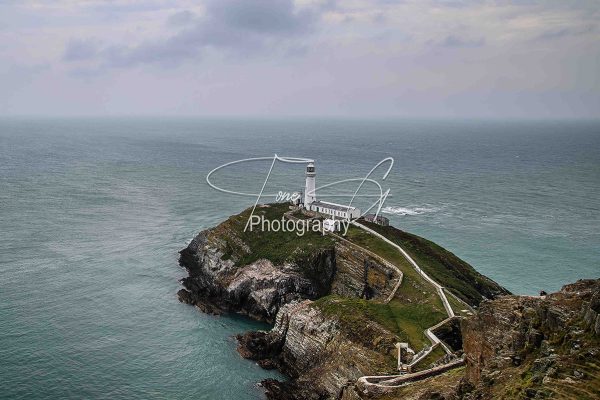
[1,118,599,399]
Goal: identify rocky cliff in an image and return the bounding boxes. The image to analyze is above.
[237,300,398,400]
[178,228,335,322]
[176,204,520,399]
[460,278,600,399]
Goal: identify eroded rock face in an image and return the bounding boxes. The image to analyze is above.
[460,279,600,399]
[177,227,398,323]
[330,241,397,302]
[583,286,600,336]
[237,301,398,400]
[178,231,336,322]
[177,227,403,399]
[237,301,337,376]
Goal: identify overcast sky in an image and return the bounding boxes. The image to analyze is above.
[1,0,599,118]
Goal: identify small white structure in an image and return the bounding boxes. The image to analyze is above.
[302,161,361,219]
[396,342,413,372]
[364,213,390,226]
[322,218,338,232]
[289,191,302,206]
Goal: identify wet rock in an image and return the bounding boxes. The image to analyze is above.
[178,231,335,323]
[176,288,194,304]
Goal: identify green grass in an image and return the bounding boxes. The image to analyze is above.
[358,220,510,305]
[445,289,473,317]
[387,299,446,348]
[313,295,402,337]
[212,203,336,267]
[313,295,445,349]
[411,344,446,371]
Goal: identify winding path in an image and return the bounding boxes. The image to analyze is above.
[350,221,464,390]
[284,209,464,390]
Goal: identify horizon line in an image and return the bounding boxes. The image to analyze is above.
[1,114,599,122]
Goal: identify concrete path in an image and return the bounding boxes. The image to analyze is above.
[357,357,465,389]
[349,221,461,390]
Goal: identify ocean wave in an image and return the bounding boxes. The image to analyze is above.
[381,205,441,216]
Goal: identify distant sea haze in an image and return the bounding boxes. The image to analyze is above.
[1,118,599,399]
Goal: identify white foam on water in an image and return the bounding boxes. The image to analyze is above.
[381,205,441,216]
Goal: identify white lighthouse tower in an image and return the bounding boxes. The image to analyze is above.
[304,162,316,206]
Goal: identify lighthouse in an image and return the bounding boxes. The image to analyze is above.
[301,160,361,219]
[304,162,316,206]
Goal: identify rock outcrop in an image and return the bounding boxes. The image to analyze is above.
[237,300,398,399]
[583,285,600,336]
[178,230,335,322]
[460,279,600,399]
[341,279,600,400]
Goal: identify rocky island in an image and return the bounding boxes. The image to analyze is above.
[177,203,600,399]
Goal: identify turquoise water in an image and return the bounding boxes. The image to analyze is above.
[1,118,599,399]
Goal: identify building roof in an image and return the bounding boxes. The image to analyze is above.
[311,200,357,212]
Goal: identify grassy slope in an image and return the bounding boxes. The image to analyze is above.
[314,225,447,349]
[313,295,445,350]
[358,219,510,305]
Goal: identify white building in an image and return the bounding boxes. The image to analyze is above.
[307,200,361,219]
[302,162,361,219]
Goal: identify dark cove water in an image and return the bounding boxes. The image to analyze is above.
[1,118,599,399]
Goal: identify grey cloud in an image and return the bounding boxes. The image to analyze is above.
[440,35,485,48]
[90,1,179,15]
[166,10,196,27]
[63,38,100,61]
[103,36,203,68]
[372,13,386,23]
[67,66,104,79]
[7,62,51,76]
[65,0,329,69]
[536,25,595,41]
[207,0,316,35]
